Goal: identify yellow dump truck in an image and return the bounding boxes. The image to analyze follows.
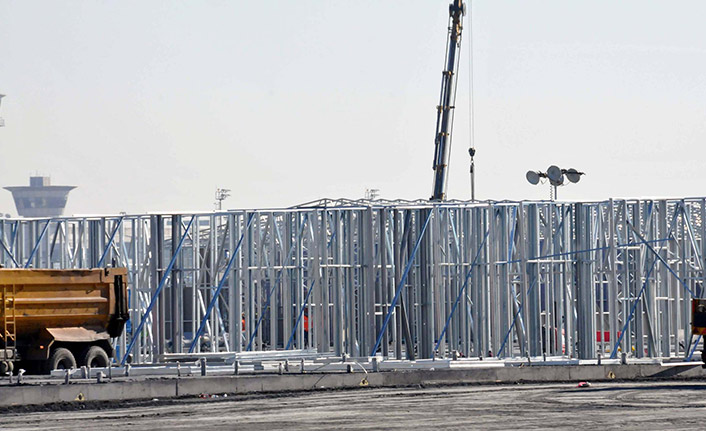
[0,268,128,374]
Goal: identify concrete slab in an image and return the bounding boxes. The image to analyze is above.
[1,362,705,407]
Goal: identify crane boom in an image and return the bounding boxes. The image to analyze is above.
[431,0,466,201]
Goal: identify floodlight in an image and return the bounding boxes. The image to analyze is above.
[547,165,563,183]
[565,168,582,183]
[526,165,583,201]
[526,171,540,185]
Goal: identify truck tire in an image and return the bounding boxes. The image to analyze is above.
[81,346,110,368]
[47,348,77,372]
[0,361,13,375]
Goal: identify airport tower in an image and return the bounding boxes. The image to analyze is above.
[4,176,76,217]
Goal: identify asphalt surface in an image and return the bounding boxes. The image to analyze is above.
[2,381,706,430]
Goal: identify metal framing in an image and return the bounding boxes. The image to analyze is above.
[0,198,703,363]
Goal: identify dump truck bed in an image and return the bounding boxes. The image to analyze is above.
[0,268,128,341]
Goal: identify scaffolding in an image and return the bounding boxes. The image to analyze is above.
[0,198,703,364]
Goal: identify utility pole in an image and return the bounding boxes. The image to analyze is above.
[469,147,476,201]
[215,188,231,210]
[365,188,380,200]
[0,94,5,127]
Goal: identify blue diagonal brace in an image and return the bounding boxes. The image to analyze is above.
[626,219,696,298]
[97,216,124,268]
[24,219,52,268]
[0,238,19,268]
[189,214,254,353]
[498,277,539,357]
[285,215,338,350]
[370,209,433,357]
[122,215,195,364]
[610,205,681,359]
[285,278,317,350]
[246,214,309,351]
[687,335,702,361]
[433,228,489,356]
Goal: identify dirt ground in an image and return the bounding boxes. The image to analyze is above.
[2,381,706,430]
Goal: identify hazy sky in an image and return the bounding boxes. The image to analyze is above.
[1,1,705,216]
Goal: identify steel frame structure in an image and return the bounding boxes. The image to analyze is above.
[0,198,703,364]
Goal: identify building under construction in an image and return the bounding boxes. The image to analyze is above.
[0,197,703,365]
[0,1,702,372]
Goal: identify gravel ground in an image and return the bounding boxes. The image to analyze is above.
[2,381,706,430]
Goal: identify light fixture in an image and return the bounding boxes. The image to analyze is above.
[526,166,584,201]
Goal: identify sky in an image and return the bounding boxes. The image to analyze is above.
[1,0,705,216]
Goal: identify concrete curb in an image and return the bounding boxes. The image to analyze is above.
[1,363,704,407]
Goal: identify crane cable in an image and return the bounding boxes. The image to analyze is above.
[467,1,477,201]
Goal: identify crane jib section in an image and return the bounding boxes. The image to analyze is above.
[431,0,466,201]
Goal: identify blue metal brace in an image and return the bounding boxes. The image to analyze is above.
[188,214,254,353]
[371,209,433,356]
[121,215,195,364]
[97,216,124,268]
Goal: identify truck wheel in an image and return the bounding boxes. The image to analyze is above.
[81,346,110,368]
[47,348,77,372]
[0,361,13,375]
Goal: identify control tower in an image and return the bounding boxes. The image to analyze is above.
[4,176,76,217]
